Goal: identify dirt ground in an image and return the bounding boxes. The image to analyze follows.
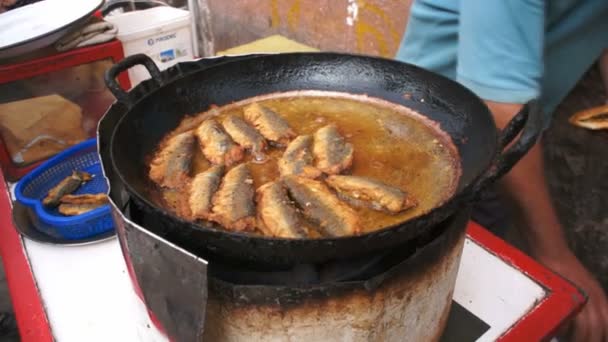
[543,65,608,293]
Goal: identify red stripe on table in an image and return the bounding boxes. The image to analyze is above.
[0,172,53,342]
[467,222,586,342]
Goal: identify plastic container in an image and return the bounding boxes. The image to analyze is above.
[14,138,114,240]
[104,6,194,86]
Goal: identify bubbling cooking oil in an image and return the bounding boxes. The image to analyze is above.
[158,91,460,234]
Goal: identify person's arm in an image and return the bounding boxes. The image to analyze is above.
[487,100,608,342]
[456,1,608,340]
[485,102,570,256]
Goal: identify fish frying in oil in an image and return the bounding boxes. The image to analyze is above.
[278,135,322,179]
[283,176,360,237]
[243,103,296,146]
[189,165,224,220]
[222,115,267,160]
[57,193,108,216]
[256,181,307,238]
[149,131,196,189]
[43,171,93,207]
[195,119,244,166]
[210,163,256,231]
[325,175,417,214]
[149,95,460,238]
[313,124,354,174]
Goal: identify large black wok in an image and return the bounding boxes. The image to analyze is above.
[102,53,541,266]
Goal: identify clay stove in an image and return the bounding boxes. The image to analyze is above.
[111,193,468,342]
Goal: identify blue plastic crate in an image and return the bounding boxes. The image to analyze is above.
[14,138,114,240]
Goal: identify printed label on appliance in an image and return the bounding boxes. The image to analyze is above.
[147,33,177,46]
[160,49,176,63]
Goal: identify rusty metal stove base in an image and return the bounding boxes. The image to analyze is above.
[203,211,469,342]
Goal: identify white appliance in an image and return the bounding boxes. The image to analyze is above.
[105,6,195,86]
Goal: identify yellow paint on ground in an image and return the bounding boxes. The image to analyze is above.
[215,35,319,56]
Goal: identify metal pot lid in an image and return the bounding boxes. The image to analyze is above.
[0,0,103,59]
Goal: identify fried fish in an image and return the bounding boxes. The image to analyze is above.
[57,193,107,216]
[313,124,354,174]
[210,163,256,231]
[278,135,322,179]
[283,176,359,237]
[325,175,417,214]
[59,193,108,205]
[243,103,296,146]
[256,181,307,238]
[195,119,244,166]
[189,165,224,220]
[58,203,106,216]
[222,115,267,160]
[149,131,196,189]
[43,171,93,207]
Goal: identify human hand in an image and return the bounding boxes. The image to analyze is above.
[0,0,16,6]
[538,251,608,342]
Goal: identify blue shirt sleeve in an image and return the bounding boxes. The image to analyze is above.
[456,0,545,104]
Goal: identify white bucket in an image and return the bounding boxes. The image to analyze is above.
[105,7,194,86]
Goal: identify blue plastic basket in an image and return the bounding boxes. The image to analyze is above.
[14,138,114,240]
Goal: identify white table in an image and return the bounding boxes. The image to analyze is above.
[0,174,585,342]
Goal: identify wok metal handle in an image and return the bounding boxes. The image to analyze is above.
[472,100,543,196]
[497,104,529,150]
[105,54,163,104]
